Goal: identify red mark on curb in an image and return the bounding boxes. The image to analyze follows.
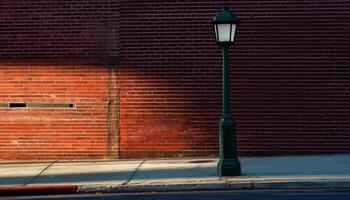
[0,185,77,196]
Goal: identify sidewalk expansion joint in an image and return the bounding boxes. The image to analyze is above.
[24,160,57,186]
[122,159,145,186]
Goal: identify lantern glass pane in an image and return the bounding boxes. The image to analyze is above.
[214,24,218,42]
[231,24,237,42]
[217,24,231,42]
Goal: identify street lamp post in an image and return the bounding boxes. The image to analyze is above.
[212,6,241,176]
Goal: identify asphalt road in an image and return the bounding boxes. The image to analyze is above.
[3,190,350,200]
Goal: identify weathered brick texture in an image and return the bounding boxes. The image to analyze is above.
[1,0,350,160]
[119,0,350,158]
[0,0,119,160]
[0,61,117,160]
[0,0,119,59]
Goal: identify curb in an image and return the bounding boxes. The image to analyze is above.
[0,185,77,196]
[78,182,229,193]
[78,180,350,194]
[2,180,350,196]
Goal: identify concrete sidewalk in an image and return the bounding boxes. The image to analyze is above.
[1,154,350,195]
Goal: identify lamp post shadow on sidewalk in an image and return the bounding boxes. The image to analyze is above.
[212,6,241,176]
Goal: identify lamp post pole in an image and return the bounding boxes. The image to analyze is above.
[217,44,241,176]
[212,6,241,176]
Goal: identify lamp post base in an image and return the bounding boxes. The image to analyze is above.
[217,158,241,176]
[217,117,241,176]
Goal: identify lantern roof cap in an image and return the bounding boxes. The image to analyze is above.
[213,6,238,24]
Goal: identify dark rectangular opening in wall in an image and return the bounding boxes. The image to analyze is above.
[3,103,75,109]
[27,103,75,108]
[9,103,27,108]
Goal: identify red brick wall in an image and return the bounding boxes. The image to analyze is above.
[1,0,350,160]
[0,1,119,160]
[119,0,350,158]
[0,61,115,160]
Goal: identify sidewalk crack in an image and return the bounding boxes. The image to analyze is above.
[122,160,145,185]
[24,160,57,186]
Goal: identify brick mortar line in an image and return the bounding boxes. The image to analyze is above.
[24,160,57,186]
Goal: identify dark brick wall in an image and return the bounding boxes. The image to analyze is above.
[0,0,119,59]
[119,0,350,158]
[1,0,350,160]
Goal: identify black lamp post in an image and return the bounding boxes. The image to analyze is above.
[212,6,241,176]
